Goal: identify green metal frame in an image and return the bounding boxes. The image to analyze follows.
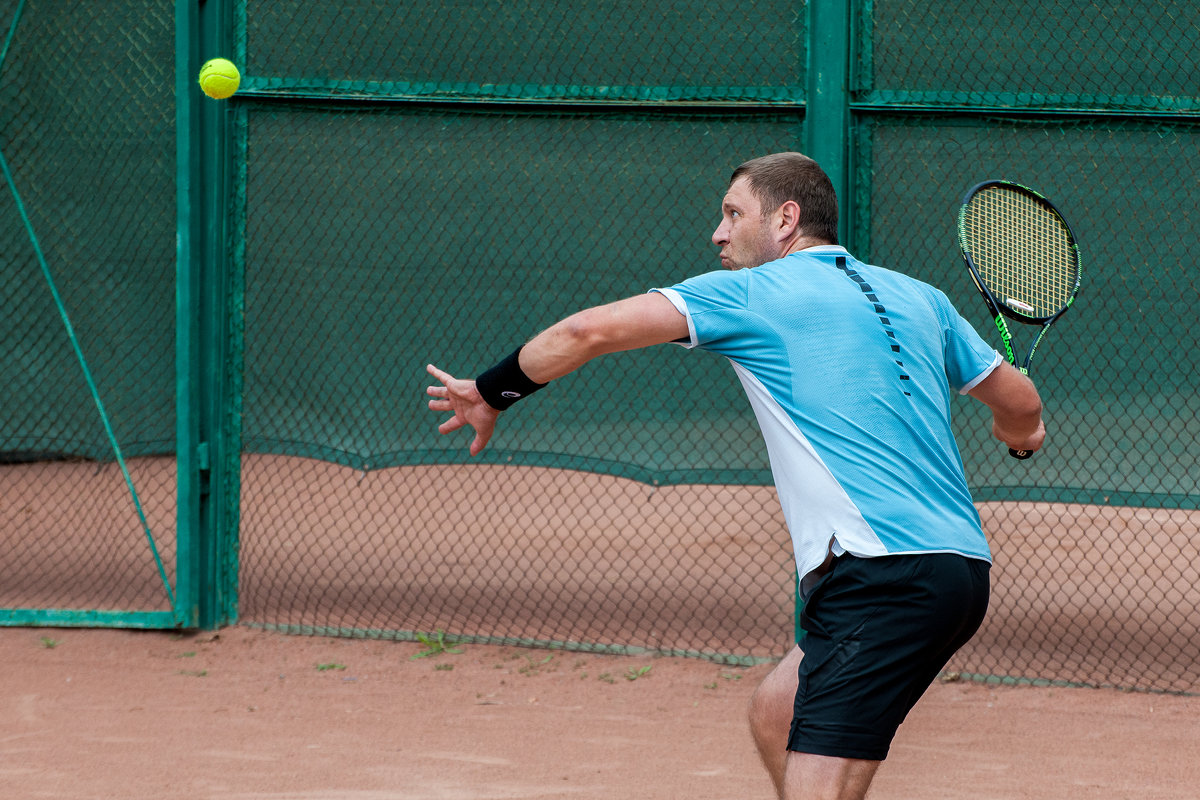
[173,0,202,629]
[0,0,870,636]
[3,0,242,631]
[805,0,853,248]
[4,1,1196,653]
[0,0,198,630]
[0,609,181,629]
[180,0,242,630]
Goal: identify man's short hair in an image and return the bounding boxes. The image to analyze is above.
[730,153,839,245]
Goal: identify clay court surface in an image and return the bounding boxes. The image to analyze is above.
[2,624,1197,800]
[4,458,1199,797]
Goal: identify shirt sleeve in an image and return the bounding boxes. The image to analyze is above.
[649,287,699,348]
[649,269,751,350]
[939,293,1004,393]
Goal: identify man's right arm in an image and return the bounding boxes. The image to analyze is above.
[426,292,688,456]
[516,292,690,383]
[966,361,1046,454]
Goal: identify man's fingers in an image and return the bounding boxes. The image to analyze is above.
[469,430,491,457]
[426,363,455,385]
[426,363,495,456]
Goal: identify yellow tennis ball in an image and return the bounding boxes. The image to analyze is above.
[199,58,240,99]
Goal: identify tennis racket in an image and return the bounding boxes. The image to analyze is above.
[957,180,1082,459]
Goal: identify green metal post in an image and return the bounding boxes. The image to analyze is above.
[805,0,854,247]
[200,0,241,630]
[177,0,241,630]
[174,0,202,627]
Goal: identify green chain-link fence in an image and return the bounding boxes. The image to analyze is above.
[0,0,180,626]
[3,1,1198,692]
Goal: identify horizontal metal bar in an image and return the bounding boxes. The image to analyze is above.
[0,609,183,629]
[852,90,1200,120]
[235,76,803,111]
[242,76,802,100]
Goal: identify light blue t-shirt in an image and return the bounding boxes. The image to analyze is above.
[652,246,1001,596]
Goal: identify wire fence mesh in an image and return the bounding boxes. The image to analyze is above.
[2,1,1198,691]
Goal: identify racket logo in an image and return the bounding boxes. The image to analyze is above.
[995,314,1017,366]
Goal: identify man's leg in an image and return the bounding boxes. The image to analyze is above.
[748,645,803,796]
[782,752,880,800]
[776,554,989,799]
[750,645,881,800]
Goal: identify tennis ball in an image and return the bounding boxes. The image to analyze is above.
[198,58,240,99]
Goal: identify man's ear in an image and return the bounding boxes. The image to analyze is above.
[774,200,802,241]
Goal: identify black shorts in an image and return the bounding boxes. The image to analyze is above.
[788,552,990,761]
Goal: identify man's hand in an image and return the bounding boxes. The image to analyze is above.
[426,364,500,456]
[993,417,1046,455]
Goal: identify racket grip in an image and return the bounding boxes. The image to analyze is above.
[1008,447,1033,460]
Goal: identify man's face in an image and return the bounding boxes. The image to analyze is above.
[711,176,775,271]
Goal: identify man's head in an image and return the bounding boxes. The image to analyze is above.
[711,152,839,270]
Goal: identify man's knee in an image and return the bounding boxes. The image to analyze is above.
[783,753,880,800]
[749,646,803,738]
[748,680,785,738]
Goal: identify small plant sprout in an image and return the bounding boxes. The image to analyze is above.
[410,630,464,660]
[625,665,653,681]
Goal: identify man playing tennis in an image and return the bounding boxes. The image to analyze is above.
[426,152,1045,800]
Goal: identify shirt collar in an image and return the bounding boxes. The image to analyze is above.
[796,245,850,255]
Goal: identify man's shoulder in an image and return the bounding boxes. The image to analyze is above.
[848,257,951,301]
[662,266,750,309]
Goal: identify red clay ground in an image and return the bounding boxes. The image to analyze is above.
[2,625,1196,800]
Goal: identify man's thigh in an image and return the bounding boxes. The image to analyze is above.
[788,553,990,761]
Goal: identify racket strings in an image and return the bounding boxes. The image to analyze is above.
[962,187,1077,318]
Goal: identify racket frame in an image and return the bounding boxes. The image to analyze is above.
[956,179,1082,458]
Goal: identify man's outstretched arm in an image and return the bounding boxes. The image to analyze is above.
[426,292,688,455]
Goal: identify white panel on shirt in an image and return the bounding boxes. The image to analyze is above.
[729,362,887,597]
[657,284,892,596]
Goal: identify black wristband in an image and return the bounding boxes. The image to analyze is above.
[475,347,548,411]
